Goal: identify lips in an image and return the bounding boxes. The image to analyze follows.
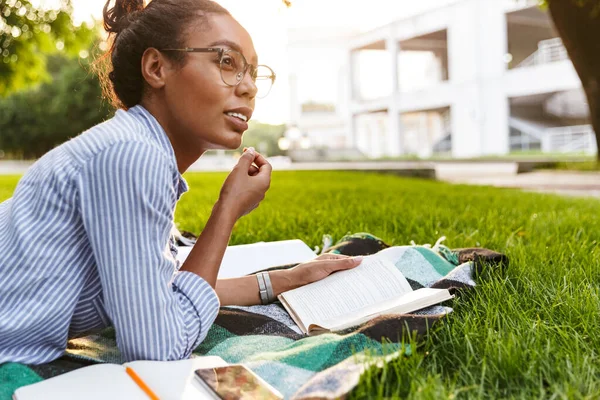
[224,113,249,132]
[225,111,248,122]
[223,106,253,133]
[224,106,253,122]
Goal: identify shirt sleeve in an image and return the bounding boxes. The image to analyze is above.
[77,141,220,361]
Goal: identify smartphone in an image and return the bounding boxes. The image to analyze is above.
[194,364,284,400]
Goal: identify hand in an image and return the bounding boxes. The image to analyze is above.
[276,254,363,294]
[217,147,272,220]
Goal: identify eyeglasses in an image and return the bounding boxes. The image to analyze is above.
[159,47,276,99]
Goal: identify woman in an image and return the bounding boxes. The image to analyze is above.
[0,0,362,364]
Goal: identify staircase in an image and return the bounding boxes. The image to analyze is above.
[516,38,569,68]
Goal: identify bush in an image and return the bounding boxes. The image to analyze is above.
[0,54,114,159]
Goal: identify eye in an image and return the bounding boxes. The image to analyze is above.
[220,54,237,71]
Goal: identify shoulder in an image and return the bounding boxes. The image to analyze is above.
[63,111,177,185]
[81,140,174,183]
[75,140,180,208]
[63,109,168,167]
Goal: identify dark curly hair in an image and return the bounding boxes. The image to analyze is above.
[95,0,230,110]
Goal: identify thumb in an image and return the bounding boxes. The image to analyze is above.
[237,147,256,168]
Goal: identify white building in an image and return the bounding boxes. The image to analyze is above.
[288,0,596,158]
[286,27,356,152]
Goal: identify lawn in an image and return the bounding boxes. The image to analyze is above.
[547,161,600,172]
[1,171,599,398]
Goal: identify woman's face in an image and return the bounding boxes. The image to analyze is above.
[162,14,259,152]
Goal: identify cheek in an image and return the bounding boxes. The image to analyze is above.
[179,72,222,105]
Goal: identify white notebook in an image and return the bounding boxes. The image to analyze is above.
[176,239,317,279]
[13,356,227,400]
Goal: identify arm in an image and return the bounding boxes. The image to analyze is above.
[215,270,291,306]
[178,201,236,287]
[215,255,364,306]
[179,147,271,287]
[182,147,363,306]
[78,142,219,361]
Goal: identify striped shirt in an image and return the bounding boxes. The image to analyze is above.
[0,105,220,364]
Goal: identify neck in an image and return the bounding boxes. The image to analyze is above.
[140,99,205,174]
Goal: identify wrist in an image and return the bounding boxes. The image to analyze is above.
[269,269,298,297]
[211,200,238,227]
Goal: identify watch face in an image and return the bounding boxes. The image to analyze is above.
[195,365,283,400]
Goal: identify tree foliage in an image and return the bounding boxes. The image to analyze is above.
[240,121,286,157]
[0,54,113,159]
[0,0,96,96]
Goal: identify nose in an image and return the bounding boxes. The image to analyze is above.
[235,68,258,100]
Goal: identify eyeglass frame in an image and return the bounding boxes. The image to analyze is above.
[158,47,276,93]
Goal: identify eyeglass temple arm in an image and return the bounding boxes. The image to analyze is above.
[159,48,223,54]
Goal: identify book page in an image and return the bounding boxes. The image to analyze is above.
[313,288,453,333]
[279,256,412,330]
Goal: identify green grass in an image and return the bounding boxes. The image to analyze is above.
[545,161,600,172]
[0,176,19,201]
[2,171,600,398]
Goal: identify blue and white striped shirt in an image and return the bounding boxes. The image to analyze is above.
[0,105,220,364]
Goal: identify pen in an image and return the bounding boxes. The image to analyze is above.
[125,366,160,400]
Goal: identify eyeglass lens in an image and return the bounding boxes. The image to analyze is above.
[219,50,274,98]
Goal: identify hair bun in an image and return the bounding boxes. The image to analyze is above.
[103,0,145,34]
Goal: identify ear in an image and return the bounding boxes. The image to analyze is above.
[141,48,172,89]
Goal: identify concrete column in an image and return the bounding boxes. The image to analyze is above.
[289,73,300,126]
[389,35,399,94]
[388,104,401,157]
[448,0,509,157]
[386,26,403,157]
[345,50,356,149]
[370,118,380,158]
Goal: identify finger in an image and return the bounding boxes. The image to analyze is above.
[256,162,272,179]
[319,256,363,274]
[236,147,256,170]
[252,152,272,173]
[254,161,272,182]
[252,151,270,168]
[249,165,259,176]
[315,254,349,261]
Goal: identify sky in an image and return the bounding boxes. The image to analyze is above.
[43,0,456,124]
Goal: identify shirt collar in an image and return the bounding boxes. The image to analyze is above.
[127,105,189,198]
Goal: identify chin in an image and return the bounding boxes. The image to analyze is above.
[227,132,244,149]
[215,137,243,151]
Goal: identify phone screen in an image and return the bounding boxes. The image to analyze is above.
[195,365,283,400]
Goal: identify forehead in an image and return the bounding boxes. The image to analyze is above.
[187,13,258,65]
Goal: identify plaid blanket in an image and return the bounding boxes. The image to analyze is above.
[0,233,507,399]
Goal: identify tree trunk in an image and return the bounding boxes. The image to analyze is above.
[547,0,600,161]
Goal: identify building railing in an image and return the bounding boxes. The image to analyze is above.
[509,135,542,152]
[542,125,597,154]
[509,0,541,9]
[516,37,569,68]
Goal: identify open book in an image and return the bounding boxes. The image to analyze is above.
[278,248,454,335]
[13,356,227,400]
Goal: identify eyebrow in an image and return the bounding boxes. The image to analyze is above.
[208,40,258,65]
